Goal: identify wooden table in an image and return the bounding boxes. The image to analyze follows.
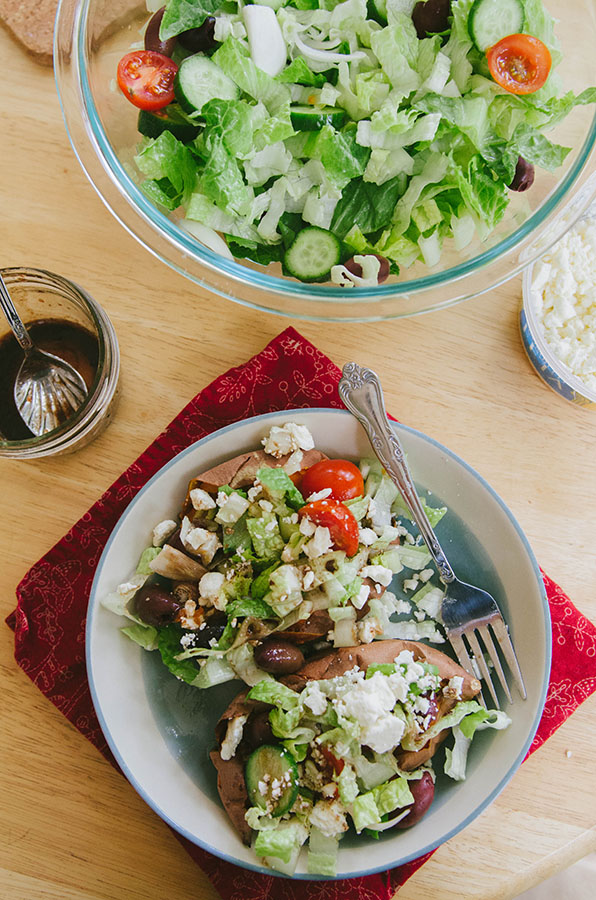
[1,25,595,900]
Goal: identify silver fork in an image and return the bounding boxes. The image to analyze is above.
[338,362,527,708]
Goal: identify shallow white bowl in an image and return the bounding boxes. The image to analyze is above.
[87,409,550,879]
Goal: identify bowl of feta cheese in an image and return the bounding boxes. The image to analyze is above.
[86,409,550,878]
[521,173,596,408]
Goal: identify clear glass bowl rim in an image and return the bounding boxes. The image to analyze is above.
[56,0,596,313]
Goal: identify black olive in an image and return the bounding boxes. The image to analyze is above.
[133,584,181,627]
[245,710,275,748]
[508,156,535,192]
[412,0,451,39]
[254,638,305,674]
[178,17,217,53]
[192,611,227,648]
[144,7,177,57]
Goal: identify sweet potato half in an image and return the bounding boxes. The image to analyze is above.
[210,640,481,844]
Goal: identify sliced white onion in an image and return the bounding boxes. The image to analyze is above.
[294,33,366,64]
[365,809,410,831]
[181,219,233,259]
[242,5,287,77]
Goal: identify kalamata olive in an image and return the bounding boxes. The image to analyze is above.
[245,710,275,748]
[395,771,435,828]
[343,254,390,284]
[178,17,217,53]
[412,0,451,39]
[144,7,177,57]
[134,584,181,627]
[254,638,305,674]
[192,610,227,648]
[509,156,535,192]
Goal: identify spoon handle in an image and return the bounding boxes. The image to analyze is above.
[0,273,34,352]
[338,362,455,584]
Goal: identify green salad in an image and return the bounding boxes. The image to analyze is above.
[116,0,596,284]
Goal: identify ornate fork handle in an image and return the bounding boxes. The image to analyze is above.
[338,362,455,584]
[0,273,33,353]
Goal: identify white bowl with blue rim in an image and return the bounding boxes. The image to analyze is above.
[86,409,550,879]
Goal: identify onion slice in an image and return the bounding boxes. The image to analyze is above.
[243,5,287,77]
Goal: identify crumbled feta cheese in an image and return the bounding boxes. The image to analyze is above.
[262,423,315,458]
[309,799,349,838]
[419,568,434,583]
[352,583,370,610]
[283,449,304,475]
[220,715,248,760]
[304,525,333,559]
[198,571,226,609]
[152,519,178,547]
[360,564,393,587]
[443,675,463,700]
[301,567,316,590]
[356,616,382,644]
[306,488,332,502]
[247,484,262,502]
[180,516,222,562]
[334,671,405,753]
[215,491,250,525]
[413,694,431,715]
[189,489,216,512]
[358,527,378,546]
[299,517,317,537]
[404,532,415,545]
[530,212,596,392]
[301,682,328,716]
[179,632,196,649]
[116,575,146,600]
[402,578,419,592]
[566,749,573,759]
[258,499,274,513]
[178,599,203,630]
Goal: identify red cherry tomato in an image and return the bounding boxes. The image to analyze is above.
[116,50,178,111]
[299,499,360,557]
[486,34,551,95]
[299,459,364,503]
[320,743,345,776]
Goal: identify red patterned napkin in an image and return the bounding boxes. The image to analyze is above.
[7,326,596,900]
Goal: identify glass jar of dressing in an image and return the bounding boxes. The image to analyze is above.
[0,267,120,458]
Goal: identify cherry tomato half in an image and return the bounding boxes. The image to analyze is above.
[299,459,364,503]
[320,743,345,776]
[117,50,178,111]
[486,34,551,95]
[299,499,360,557]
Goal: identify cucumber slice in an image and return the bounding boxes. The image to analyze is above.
[284,227,341,282]
[174,54,240,114]
[290,106,347,132]
[468,0,524,52]
[137,105,201,143]
[245,745,299,817]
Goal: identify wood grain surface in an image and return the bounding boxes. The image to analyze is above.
[1,24,596,900]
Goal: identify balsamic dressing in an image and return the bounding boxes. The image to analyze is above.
[0,319,99,441]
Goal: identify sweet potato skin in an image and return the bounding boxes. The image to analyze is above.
[211,640,481,839]
[183,448,328,512]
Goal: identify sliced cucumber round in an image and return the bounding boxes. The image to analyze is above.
[245,744,299,817]
[468,0,525,52]
[138,105,201,143]
[284,227,341,282]
[290,105,347,132]
[174,54,240,115]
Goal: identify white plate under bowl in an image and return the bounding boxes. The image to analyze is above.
[87,409,550,879]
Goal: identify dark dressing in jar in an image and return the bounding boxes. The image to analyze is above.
[0,319,99,440]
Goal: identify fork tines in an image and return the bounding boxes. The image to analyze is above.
[448,618,526,709]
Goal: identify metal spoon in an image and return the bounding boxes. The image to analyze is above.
[0,273,87,436]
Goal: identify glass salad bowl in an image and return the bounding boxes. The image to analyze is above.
[55,0,596,321]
